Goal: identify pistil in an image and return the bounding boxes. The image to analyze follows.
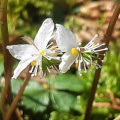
[39,50,45,55]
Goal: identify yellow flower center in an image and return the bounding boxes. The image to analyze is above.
[39,50,45,55]
[71,48,78,55]
[31,60,37,66]
[50,46,57,50]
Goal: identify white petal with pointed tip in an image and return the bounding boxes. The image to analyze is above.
[59,52,78,73]
[12,57,36,79]
[56,24,78,52]
[34,18,54,50]
[7,45,38,60]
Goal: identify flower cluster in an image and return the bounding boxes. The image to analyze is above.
[7,18,108,79]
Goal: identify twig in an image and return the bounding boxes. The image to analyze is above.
[93,102,120,110]
[4,66,31,120]
[84,4,120,120]
[0,0,13,118]
[15,108,23,120]
[96,91,120,106]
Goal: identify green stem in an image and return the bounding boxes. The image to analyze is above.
[84,4,120,120]
[5,66,31,120]
[0,0,13,118]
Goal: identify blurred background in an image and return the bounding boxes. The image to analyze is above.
[0,0,120,120]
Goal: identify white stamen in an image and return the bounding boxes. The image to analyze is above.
[83,59,87,73]
[33,64,38,76]
[29,66,34,73]
[78,43,81,46]
[53,66,59,73]
[78,56,83,71]
[44,55,52,60]
[85,34,99,47]
[40,71,43,78]
[93,62,102,69]
[47,67,50,73]
[92,43,105,49]
[31,73,35,77]
[39,68,43,78]
[94,47,108,52]
[85,42,95,48]
[84,58,90,66]
[46,42,53,49]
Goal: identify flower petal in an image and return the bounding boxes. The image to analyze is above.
[7,45,38,60]
[59,52,78,73]
[56,24,78,52]
[12,57,35,79]
[34,18,54,50]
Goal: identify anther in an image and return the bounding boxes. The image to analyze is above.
[51,53,57,57]
[71,48,78,55]
[75,63,79,68]
[50,46,57,50]
[31,60,37,66]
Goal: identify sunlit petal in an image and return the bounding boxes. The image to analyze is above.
[12,57,36,79]
[56,24,78,52]
[7,45,38,60]
[34,18,54,50]
[59,52,78,73]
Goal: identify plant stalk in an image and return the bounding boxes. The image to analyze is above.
[4,66,31,120]
[84,4,120,120]
[0,0,13,118]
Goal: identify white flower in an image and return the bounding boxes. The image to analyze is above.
[56,24,108,75]
[7,18,59,79]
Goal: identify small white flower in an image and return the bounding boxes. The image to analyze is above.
[7,18,59,79]
[56,24,108,75]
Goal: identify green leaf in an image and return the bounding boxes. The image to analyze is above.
[48,74,84,92]
[50,90,77,111]
[11,74,84,112]
[23,90,49,112]
[23,80,50,112]
[11,79,50,112]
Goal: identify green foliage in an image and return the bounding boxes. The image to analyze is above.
[91,39,120,119]
[104,40,120,77]
[49,39,120,120]
[96,14,105,24]
[12,79,49,112]
[1,34,120,120]
[50,111,83,120]
[7,0,77,37]
[11,74,84,118]
[48,74,84,92]
[23,90,49,112]
[8,0,55,36]
[50,90,77,111]
[115,0,120,2]
[0,0,120,119]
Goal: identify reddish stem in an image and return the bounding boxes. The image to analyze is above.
[4,66,31,120]
[0,0,13,118]
[84,4,120,120]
